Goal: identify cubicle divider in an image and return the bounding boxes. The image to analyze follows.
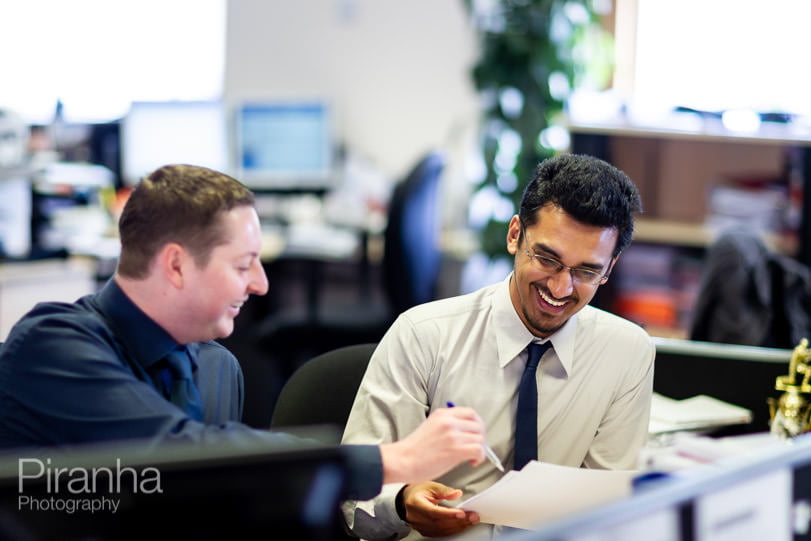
[502,431,811,540]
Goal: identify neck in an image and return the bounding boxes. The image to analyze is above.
[115,274,185,344]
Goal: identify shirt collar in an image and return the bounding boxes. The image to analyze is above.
[493,272,578,376]
[95,278,186,369]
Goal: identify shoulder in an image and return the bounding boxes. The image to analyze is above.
[399,281,499,328]
[197,340,238,363]
[578,305,654,353]
[5,296,114,351]
[195,341,241,375]
[0,297,126,391]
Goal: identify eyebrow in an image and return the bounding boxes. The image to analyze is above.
[530,242,606,272]
[235,251,260,262]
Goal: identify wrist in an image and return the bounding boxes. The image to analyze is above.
[379,440,414,484]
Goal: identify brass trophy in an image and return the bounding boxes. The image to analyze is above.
[769,338,811,438]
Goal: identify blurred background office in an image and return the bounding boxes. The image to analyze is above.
[3,0,811,427]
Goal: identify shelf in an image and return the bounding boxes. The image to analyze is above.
[633,218,798,255]
[568,115,811,147]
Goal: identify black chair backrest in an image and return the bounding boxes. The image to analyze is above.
[383,151,446,315]
[270,343,377,431]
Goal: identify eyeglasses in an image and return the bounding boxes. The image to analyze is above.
[521,226,609,286]
[524,250,609,285]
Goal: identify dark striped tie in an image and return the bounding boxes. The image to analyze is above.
[165,346,204,422]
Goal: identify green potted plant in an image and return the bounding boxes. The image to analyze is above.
[463,0,613,261]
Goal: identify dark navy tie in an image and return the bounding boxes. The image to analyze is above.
[165,346,204,422]
[514,342,552,470]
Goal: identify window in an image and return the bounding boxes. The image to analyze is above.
[624,0,811,117]
[0,0,225,124]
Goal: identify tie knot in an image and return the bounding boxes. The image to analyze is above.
[526,342,551,370]
[165,347,194,380]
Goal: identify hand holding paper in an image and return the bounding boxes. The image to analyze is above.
[401,481,480,538]
[457,461,636,530]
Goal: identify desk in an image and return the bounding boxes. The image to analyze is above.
[260,221,372,324]
[652,338,792,435]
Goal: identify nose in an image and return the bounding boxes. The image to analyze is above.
[546,268,574,298]
[249,259,269,296]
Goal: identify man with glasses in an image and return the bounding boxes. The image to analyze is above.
[341,153,655,540]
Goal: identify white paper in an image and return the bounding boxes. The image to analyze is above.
[457,461,635,530]
[649,393,752,434]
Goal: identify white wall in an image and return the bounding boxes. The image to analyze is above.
[224,0,482,227]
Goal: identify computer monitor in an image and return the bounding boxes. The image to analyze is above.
[0,434,347,540]
[652,337,792,434]
[234,101,334,192]
[120,100,228,186]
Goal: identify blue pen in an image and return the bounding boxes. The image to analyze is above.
[447,401,505,472]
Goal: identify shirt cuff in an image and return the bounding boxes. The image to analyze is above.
[342,483,411,539]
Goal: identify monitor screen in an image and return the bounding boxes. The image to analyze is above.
[235,102,334,191]
[120,100,228,186]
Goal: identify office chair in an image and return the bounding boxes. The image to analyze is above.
[270,343,377,431]
[382,150,445,315]
[257,151,446,372]
[270,344,377,541]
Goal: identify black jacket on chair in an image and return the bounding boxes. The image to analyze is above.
[689,229,811,348]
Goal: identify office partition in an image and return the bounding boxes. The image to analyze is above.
[502,432,811,540]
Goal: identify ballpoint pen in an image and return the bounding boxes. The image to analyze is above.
[446,401,505,472]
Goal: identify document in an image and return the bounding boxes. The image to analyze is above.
[648,393,752,434]
[457,461,635,530]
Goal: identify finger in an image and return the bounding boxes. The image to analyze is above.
[422,505,468,520]
[428,487,463,501]
[412,515,478,537]
[443,406,484,426]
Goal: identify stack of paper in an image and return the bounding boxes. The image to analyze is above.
[457,461,635,529]
[649,392,752,434]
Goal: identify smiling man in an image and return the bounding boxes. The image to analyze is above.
[341,153,655,540]
[0,164,490,502]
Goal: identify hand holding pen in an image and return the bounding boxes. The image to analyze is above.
[447,401,505,472]
[381,404,493,484]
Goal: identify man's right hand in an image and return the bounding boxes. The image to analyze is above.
[400,481,480,537]
[379,406,486,484]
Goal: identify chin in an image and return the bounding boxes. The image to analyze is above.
[218,326,235,340]
[526,312,565,337]
[208,321,234,341]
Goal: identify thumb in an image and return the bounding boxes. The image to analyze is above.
[431,485,463,501]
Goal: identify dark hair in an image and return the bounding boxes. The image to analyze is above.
[117,164,255,278]
[518,153,642,257]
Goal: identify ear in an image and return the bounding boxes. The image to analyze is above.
[158,242,189,289]
[602,255,620,281]
[506,215,522,255]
